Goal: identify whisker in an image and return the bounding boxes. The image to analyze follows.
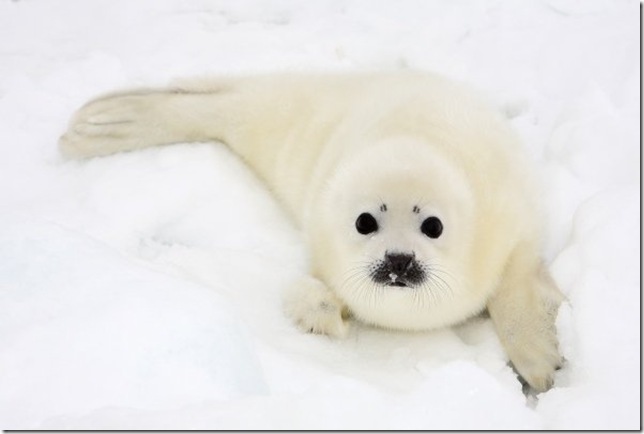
[410,260,456,307]
[338,259,385,310]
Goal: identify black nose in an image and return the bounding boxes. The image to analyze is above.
[385,252,414,275]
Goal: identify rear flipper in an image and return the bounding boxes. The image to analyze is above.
[59,87,231,159]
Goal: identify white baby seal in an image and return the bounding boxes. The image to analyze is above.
[60,72,564,391]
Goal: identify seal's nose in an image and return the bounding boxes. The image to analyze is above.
[384,252,414,275]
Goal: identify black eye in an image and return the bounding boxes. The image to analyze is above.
[421,216,443,238]
[355,212,378,235]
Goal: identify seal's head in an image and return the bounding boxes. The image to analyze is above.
[313,138,497,330]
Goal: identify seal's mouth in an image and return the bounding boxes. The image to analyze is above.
[384,272,411,288]
[370,256,425,288]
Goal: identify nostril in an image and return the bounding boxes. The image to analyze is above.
[385,253,414,274]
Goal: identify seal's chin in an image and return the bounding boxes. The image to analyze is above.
[388,281,409,288]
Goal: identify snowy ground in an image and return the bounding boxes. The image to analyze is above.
[0,0,639,429]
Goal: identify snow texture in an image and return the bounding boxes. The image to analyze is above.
[0,0,639,429]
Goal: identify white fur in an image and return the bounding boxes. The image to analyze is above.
[60,72,564,391]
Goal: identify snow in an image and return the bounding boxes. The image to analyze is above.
[0,0,639,429]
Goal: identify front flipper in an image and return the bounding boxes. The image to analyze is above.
[283,276,350,338]
[487,246,565,392]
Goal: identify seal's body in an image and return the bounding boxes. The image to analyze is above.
[60,72,564,391]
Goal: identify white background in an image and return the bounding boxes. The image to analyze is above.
[0,0,639,429]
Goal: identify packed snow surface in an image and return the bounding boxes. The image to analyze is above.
[0,0,639,429]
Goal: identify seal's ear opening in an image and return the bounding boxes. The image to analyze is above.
[486,244,565,392]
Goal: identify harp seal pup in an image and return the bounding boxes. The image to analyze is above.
[60,72,564,391]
